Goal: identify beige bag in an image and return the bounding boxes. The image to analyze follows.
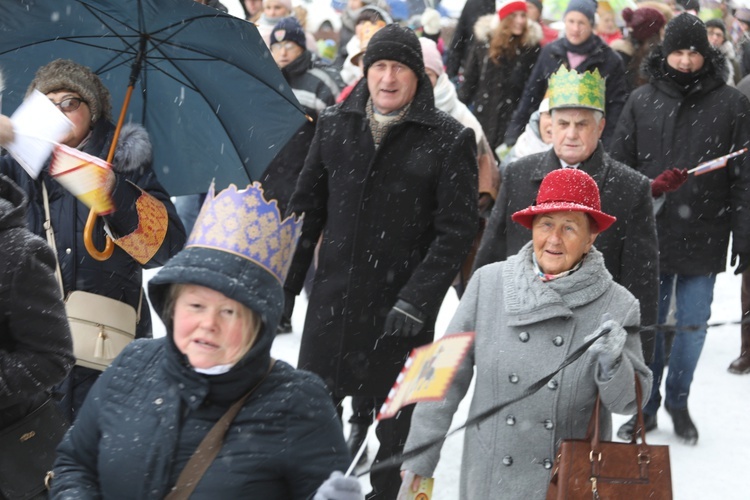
[64,291,137,370]
[43,183,139,371]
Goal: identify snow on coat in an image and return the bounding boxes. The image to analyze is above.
[0,174,73,429]
[403,243,652,499]
[286,76,479,397]
[610,45,750,275]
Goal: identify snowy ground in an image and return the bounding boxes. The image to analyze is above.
[145,260,750,500]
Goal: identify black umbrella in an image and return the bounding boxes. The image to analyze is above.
[0,0,306,197]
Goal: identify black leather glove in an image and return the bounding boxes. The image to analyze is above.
[731,251,750,275]
[383,299,426,337]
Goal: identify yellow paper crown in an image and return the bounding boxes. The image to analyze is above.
[186,182,303,285]
[548,67,606,114]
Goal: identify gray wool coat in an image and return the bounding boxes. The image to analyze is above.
[402,243,652,499]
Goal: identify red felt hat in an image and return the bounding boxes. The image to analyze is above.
[512,168,616,232]
[498,0,527,20]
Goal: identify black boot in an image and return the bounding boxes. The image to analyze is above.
[346,423,369,466]
[616,412,657,441]
[666,405,698,445]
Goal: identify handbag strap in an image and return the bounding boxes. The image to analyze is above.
[41,182,64,298]
[42,182,144,319]
[164,358,276,500]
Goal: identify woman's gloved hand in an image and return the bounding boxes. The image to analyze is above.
[585,313,627,379]
[313,471,363,500]
[650,168,688,197]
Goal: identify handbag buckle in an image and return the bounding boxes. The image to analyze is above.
[589,450,601,462]
[638,452,651,464]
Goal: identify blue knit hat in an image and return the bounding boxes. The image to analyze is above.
[565,0,596,25]
[270,17,306,49]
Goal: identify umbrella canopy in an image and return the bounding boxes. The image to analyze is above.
[0,0,306,196]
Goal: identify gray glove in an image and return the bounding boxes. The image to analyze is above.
[313,471,363,500]
[585,313,627,379]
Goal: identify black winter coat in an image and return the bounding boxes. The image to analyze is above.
[610,46,750,274]
[458,18,541,150]
[473,146,658,361]
[445,0,496,77]
[261,51,342,215]
[0,175,73,429]
[52,339,349,499]
[286,77,479,397]
[504,35,628,148]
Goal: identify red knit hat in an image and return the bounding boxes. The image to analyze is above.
[512,169,616,232]
[622,7,666,43]
[498,0,527,20]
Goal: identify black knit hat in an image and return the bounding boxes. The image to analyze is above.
[363,24,425,77]
[705,18,726,38]
[270,17,307,49]
[662,13,710,58]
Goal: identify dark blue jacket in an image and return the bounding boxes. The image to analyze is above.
[504,35,628,148]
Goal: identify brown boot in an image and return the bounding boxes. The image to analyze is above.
[728,330,750,374]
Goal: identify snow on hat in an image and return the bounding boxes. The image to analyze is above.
[512,168,616,232]
[270,17,307,48]
[662,13,711,58]
[498,0,526,21]
[27,59,112,123]
[622,7,666,43]
[363,24,425,77]
[565,0,596,25]
[419,37,444,77]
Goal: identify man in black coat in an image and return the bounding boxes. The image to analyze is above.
[474,67,658,368]
[285,24,478,500]
[610,14,750,444]
[444,0,495,78]
[502,0,628,148]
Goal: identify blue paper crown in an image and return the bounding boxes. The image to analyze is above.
[186,182,303,285]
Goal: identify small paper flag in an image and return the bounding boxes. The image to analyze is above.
[688,148,748,176]
[378,332,475,420]
[50,144,115,215]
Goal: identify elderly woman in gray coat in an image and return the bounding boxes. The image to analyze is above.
[400,168,652,499]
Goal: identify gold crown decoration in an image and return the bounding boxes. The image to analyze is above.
[548,67,606,113]
[186,182,303,285]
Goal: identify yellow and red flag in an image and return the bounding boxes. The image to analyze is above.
[50,144,115,215]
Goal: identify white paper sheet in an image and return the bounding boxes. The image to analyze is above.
[5,90,73,178]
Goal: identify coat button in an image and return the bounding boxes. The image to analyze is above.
[65,248,72,254]
[543,419,554,430]
[543,458,553,469]
[547,379,558,390]
[154,398,164,405]
[519,331,530,342]
[506,415,516,425]
[509,373,519,384]
[503,455,513,466]
[553,335,564,346]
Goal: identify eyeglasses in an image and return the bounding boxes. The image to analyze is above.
[50,97,87,113]
[270,41,299,53]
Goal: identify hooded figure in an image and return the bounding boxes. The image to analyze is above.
[50,183,352,499]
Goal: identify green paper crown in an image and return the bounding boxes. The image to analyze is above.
[548,67,605,113]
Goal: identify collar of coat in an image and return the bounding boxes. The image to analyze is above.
[85,120,153,174]
[530,144,609,187]
[339,73,444,128]
[501,241,613,326]
[644,45,727,98]
[546,35,610,64]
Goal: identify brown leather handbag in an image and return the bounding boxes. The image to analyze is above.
[546,377,672,499]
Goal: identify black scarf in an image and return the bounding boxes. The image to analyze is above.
[561,34,599,55]
[663,60,705,93]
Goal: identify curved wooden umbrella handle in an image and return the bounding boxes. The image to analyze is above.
[84,207,114,261]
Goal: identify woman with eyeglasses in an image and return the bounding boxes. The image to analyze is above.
[0,59,187,423]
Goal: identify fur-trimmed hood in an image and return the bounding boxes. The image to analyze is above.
[473,14,543,47]
[104,122,152,174]
[643,44,728,93]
